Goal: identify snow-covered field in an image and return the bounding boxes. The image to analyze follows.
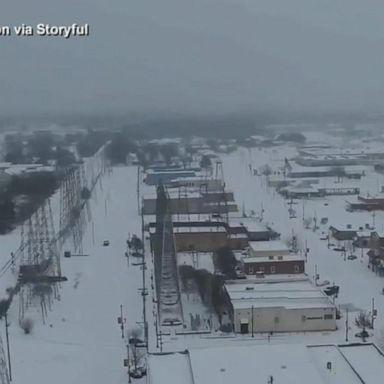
[1,166,144,383]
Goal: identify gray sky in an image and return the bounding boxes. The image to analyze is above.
[2,0,384,116]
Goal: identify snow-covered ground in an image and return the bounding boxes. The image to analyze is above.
[0,166,144,383]
[221,145,384,340]
[147,136,384,356]
[3,132,384,382]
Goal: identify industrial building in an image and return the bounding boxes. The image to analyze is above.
[148,216,278,253]
[166,177,224,191]
[142,190,237,215]
[173,225,228,252]
[148,343,384,384]
[224,277,336,334]
[287,165,365,179]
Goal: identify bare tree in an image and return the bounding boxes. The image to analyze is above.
[355,311,371,341]
[355,311,372,329]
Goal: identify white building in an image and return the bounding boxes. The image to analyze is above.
[248,240,290,258]
[225,276,336,333]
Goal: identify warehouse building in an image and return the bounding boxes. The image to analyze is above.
[225,277,336,334]
[148,343,384,384]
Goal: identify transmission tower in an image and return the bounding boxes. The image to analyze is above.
[0,334,10,384]
[19,198,61,322]
[58,165,88,254]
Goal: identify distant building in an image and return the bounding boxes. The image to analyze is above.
[144,169,197,185]
[142,190,237,215]
[166,177,224,191]
[227,218,279,241]
[329,226,358,242]
[287,166,364,179]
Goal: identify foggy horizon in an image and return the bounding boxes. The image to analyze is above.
[2,0,384,117]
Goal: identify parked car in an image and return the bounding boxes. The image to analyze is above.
[103,240,110,246]
[347,255,357,260]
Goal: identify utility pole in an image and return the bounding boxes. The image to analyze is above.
[141,209,148,349]
[137,166,141,216]
[345,308,349,342]
[4,313,12,382]
[372,298,376,329]
[118,305,126,339]
[159,331,163,352]
[155,319,159,349]
[126,343,132,383]
[251,306,254,338]
[314,264,318,286]
[305,239,308,262]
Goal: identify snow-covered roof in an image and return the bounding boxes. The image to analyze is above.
[148,352,193,384]
[0,163,55,175]
[228,233,248,239]
[177,252,215,272]
[144,213,228,225]
[228,218,268,232]
[289,164,367,174]
[225,278,334,310]
[248,240,289,253]
[148,343,384,384]
[281,185,319,194]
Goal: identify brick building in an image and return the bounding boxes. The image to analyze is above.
[242,254,305,275]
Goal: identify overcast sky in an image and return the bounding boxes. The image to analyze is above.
[2,0,384,117]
